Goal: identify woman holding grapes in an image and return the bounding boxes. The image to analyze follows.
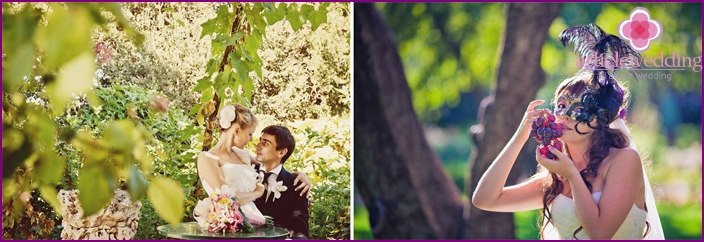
[471,23,664,239]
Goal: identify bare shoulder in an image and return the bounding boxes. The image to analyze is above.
[604,147,642,174]
[198,151,221,166]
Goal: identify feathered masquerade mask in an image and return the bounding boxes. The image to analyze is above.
[556,23,639,134]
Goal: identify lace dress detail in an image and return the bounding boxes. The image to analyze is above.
[543,192,646,240]
[201,147,265,225]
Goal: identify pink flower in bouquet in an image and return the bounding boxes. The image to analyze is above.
[193,185,252,233]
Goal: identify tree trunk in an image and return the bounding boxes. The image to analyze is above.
[465,2,562,239]
[354,3,464,239]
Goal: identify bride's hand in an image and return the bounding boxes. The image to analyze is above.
[292,172,311,198]
[254,182,265,197]
[518,100,545,138]
[535,145,580,181]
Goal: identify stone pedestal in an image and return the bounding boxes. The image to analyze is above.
[58,190,142,240]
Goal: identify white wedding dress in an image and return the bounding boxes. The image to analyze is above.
[201,146,266,225]
[541,119,665,240]
[543,191,647,240]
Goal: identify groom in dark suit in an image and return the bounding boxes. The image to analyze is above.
[254,125,309,239]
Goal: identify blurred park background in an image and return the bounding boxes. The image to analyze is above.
[354,2,701,239]
[3,2,350,239]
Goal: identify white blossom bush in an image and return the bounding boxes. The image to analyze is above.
[253,3,350,121]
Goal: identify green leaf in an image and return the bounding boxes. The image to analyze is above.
[200,17,217,39]
[231,32,245,44]
[189,103,203,116]
[308,8,328,31]
[244,5,265,33]
[72,131,107,164]
[215,4,235,34]
[300,4,315,15]
[243,61,260,85]
[26,107,56,149]
[265,3,287,25]
[205,59,219,75]
[127,164,148,201]
[85,92,102,109]
[196,108,205,126]
[2,4,39,55]
[39,185,62,218]
[214,68,231,98]
[320,2,331,10]
[2,128,24,154]
[2,139,32,179]
[238,94,253,108]
[242,77,254,103]
[244,30,263,57]
[200,87,214,103]
[35,151,66,185]
[47,51,96,116]
[148,177,184,224]
[4,43,35,91]
[230,54,250,84]
[133,141,152,173]
[192,76,212,92]
[240,48,253,62]
[78,163,117,217]
[286,4,304,31]
[213,32,244,47]
[262,2,275,10]
[35,4,93,71]
[103,120,137,152]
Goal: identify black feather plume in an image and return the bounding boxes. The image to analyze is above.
[559,23,641,81]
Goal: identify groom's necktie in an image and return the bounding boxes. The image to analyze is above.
[262,172,276,202]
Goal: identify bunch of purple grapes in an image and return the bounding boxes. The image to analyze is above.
[529,109,563,160]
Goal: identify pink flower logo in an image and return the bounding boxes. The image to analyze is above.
[618,7,662,52]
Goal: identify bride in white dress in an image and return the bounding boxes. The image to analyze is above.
[195,104,266,225]
[472,70,664,239]
[472,24,663,240]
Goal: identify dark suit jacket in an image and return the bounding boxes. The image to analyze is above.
[254,165,309,238]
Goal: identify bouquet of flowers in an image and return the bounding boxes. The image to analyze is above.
[193,185,254,233]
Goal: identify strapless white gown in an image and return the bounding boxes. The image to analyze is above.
[543,192,647,240]
[201,147,265,225]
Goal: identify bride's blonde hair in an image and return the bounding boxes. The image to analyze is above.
[216,103,257,131]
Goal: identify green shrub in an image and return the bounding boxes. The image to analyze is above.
[58,84,203,189]
[55,84,203,239]
[283,117,351,239]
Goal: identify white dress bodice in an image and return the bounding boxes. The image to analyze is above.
[200,147,265,225]
[202,163,259,196]
[543,192,647,240]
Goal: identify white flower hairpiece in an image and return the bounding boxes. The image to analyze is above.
[219,106,237,129]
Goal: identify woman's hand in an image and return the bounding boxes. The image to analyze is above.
[292,172,312,198]
[535,145,580,180]
[254,182,266,197]
[518,100,546,139]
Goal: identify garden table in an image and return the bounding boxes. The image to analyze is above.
[157,222,289,240]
